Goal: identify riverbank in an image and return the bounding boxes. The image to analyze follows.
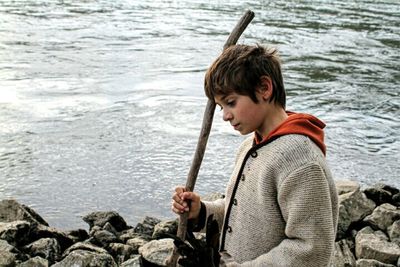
[1,180,400,266]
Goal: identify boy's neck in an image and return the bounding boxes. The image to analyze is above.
[257,106,288,140]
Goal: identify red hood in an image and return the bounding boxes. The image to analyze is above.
[255,111,326,155]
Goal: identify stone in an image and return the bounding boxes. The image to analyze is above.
[52,249,117,267]
[152,220,178,239]
[18,256,49,267]
[392,193,400,206]
[92,229,119,248]
[23,238,60,263]
[356,226,400,265]
[120,255,142,267]
[103,222,118,235]
[126,237,149,253]
[364,204,400,231]
[330,239,356,266]
[82,211,128,232]
[0,250,16,267]
[388,220,400,243]
[356,259,396,266]
[337,189,376,239]
[134,216,161,237]
[119,229,148,243]
[29,224,73,251]
[336,180,360,195]
[0,199,48,226]
[0,220,31,247]
[108,242,136,264]
[364,187,393,206]
[138,238,174,266]
[65,228,89,243]
[62,241,109,258]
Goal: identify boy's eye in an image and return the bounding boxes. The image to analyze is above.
[217,104,223,111]
[227,100,236,107]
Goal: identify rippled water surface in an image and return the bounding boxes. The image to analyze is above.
[0,0,399,229]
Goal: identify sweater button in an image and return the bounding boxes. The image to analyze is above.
[241,174,245,181]
[233,199,237,205]
[227,226,232,233]
[251,151,258,158]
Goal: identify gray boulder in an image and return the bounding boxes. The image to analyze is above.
[0,200,48,226]
[364,187,393,206]
[0,250,16,267]
[18,256,49,267]
[388,220,400,243]
[336,180,360,195]
[134,216,161,237]
[126,237,149,253]
[152,220,177,239]
[52,249,117,267]
[29,224,73,251]
[355,226,400,265]
[62,241,108,258]
[0,220,31,247]
[120,255,142,267]
[23,238,60,263]
[330,239,356,266]
[82,211,128,232]
[92,229,119,248]
[356,259,396,267]
[364,204,400,231]
[65,228,89,243]
[139,238,174,266]
[108,242,136,264]
[337,189,376,239]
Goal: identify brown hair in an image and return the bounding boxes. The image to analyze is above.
[204,44,286,108]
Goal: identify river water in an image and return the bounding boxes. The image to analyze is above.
[0,0,399,230]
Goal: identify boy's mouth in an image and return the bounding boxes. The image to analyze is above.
[232,123,240,130]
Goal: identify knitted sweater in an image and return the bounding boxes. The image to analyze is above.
[202,134,339,267]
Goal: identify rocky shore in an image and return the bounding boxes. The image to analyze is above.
[1,181,400,266]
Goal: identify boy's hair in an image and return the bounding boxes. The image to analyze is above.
[204,44,286,108]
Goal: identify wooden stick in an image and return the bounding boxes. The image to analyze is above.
[168,10,255,267]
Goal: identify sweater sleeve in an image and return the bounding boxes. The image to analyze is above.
[225,163,337,267]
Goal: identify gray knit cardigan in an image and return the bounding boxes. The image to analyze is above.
[202,134,339,267]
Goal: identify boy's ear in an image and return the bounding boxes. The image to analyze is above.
[259,76,273,101]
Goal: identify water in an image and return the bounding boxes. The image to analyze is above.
[0,0,399,230]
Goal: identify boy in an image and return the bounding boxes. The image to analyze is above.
[171,44,338,266]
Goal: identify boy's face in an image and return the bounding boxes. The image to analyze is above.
[215,92,270,136]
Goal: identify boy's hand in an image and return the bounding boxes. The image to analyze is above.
[171,186,201,220]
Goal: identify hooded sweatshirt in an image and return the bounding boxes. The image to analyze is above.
[254,111,326,155]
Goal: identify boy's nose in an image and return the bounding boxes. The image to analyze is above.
[223,110,233,121]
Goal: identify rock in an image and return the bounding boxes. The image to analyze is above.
[120,255,142,267]
[0,250,16,267]
[0,220,31,247]
[52,249,117,267]
[108,242,135,264]
[337,189,376,239]
[356,259,396,267]
[330,239,356,266]
[126,237,149,253]
[23,238,60,263]
[0,239,18,253]
[29,224,73,251]
[387,220,400,243]
[119,229,148,243]
[62,241,109,258]
[363,204,400,231]
[152,220,177,239]
[65,228,89,243]
[0,200,48,226]
[82,211,128,232]
[18,256,49,267]
[103,222,118,235]
[92,229,119,248]
[134,216,161,237]
[336,180,360,195]
[364,187,393,206]
[139,238,174,266]
[355,226,400,265]
[392,193,400,206]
